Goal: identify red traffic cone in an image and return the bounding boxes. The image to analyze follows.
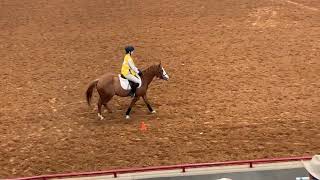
[140,121,147,131]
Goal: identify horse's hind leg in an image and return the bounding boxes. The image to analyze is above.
[97,95,113,120]
[103,96,113,113]
[97,98,104,120]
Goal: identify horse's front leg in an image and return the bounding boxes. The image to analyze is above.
[125,97,140,119]
[142,95,156,114]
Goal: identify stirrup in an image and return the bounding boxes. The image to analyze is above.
[129,91,135,98]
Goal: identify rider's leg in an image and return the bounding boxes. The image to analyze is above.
[125,74,141,97]
[129,83,138,97]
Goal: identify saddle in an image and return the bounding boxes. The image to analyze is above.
[119,74,137,90]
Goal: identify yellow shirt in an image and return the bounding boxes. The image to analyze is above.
[121,54,137,76]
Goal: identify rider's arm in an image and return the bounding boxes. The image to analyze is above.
[128,59,140,74]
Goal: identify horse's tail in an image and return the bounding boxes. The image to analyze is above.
[86,79,99,106]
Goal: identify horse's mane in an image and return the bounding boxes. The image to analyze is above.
[142,64,158,74]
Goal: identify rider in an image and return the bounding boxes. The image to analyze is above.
[121,46,143,97]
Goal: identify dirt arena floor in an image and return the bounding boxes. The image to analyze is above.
[0,0,319,178]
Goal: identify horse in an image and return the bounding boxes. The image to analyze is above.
[85,63,169,120]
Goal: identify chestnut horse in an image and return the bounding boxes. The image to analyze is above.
[86,63,169,120]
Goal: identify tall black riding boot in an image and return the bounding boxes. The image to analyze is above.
[129,83,138,98]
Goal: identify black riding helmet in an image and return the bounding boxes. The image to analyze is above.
[125,46,134,54]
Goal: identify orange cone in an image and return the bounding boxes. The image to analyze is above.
[140,121,147,131]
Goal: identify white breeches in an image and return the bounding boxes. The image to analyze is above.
[124,74,142,88]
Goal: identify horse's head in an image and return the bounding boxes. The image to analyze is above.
[155,63,169,81]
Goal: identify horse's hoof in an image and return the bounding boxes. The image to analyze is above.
[98,113,104,120]
[125,115,130,119]
[151,110,156,114]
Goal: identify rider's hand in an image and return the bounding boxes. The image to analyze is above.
[138,70,143,76]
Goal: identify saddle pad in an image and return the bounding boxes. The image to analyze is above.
[118,74,131,90]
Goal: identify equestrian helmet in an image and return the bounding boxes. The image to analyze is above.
[125,46,135,54]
